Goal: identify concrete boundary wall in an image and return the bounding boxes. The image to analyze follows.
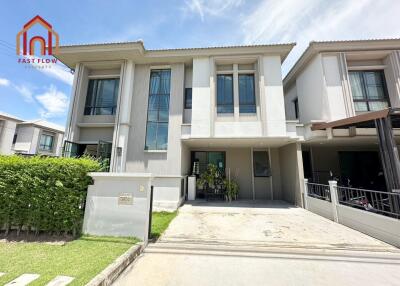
[304,179,400,248]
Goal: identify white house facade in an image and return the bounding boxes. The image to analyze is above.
[57,41,306,210]
[0,113,64,156]
[284,39,400,189]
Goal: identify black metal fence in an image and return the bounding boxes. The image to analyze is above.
[306,183,331,201]
[336,186,400,219]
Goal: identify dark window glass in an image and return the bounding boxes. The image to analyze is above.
[217,74,234,113]
[239,74,256,113]
[293,98,299,119]
[39,134,54,151]
[145,70,171,150]
[185,88,192,109]
[84,79,119,115]
[253,151,271,177]
[12,133,17,144]
[349,71,389,112]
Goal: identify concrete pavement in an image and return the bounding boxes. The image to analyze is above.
[113,201,400,286]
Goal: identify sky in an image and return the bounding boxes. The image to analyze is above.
[0,0,399,127]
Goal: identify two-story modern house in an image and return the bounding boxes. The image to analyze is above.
[57,41,306,210]
[0,113,64,156]
[284,39,400,192]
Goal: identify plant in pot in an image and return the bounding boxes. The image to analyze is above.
[224,179,239,202]
[197,164,220,191]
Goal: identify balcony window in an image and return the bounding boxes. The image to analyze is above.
[84,78,119,115]
[39,134,54,151]
[145,69,171,150]
[349,71,389,112]
[239,74,256,113]
[217,74,234,113]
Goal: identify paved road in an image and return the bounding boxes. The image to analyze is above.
[114,201,400,286]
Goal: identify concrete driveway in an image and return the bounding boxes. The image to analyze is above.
[114,201,400,286]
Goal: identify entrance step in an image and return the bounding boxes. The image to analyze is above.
[4,274,40,286]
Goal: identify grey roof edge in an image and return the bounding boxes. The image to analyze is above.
[283,38,400,89]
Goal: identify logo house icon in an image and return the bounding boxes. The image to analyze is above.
[16,15,59,56]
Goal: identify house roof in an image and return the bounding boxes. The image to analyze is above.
[55,40,296,69]
[19,119,65,133]
[0,111,23,122]
[283,38,400,89]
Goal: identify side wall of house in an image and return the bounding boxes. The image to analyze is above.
[284,84,297,120]
[0,120,17,155]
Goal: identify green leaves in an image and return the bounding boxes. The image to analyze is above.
[0,155,101,236]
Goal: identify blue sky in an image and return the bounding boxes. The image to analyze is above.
[0,0,399,127]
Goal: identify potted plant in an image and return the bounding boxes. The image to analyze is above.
[224,179,239,202]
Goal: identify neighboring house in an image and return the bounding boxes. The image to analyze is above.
[0,112,64,156]
[283,39,400,189]
[13,119,65,156]
[57,41,306,210]
[0,112,23,155]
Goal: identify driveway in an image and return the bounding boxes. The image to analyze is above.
[114,201,400,286]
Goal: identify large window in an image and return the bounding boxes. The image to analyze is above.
[217,74,234,113]
[253,151,271,177]
[145,69,171,150]
[349,71,389,112]
[239,74,256,113]
[39,134,54,151]
[84,79,119,115]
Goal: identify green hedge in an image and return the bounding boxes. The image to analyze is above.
[0,156,101,236]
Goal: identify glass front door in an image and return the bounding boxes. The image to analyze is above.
[191,151,226,175]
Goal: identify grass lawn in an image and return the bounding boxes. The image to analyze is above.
[0,236,138,286]
[0,212,177,285]
[151,211,178,239]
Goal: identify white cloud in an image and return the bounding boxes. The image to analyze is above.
[14,84,34,102]
[29,56,74,86]
[240,0,400,75]
[35,85,69,118]
[0,78,10,86]
[183,0,244,21]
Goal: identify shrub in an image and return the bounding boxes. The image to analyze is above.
[0,155,101,236]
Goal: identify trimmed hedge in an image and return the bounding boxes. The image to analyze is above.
[0,155,101,236]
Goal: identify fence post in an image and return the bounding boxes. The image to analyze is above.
[303,178,308,210]
[329,180,339,223]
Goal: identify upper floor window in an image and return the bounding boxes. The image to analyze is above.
[84,78,119,115]
[39,134,54,151]
[145,69,171,150]
[239,74,256,113]
[12,133,17,144]
[349,71,389,112]
[217,74,234,113]
[293,98,299,119]
[185,88,192,109]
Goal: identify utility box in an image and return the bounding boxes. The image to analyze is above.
[82,173,153,241]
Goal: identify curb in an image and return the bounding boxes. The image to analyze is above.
[85,243,144,286]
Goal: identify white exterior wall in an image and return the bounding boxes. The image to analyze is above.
[322,55,348,121]
[0,119,17,155]
[191,58,211,137]
[13,125,34,153]
[262,56,287,136]
[296,54,326,123]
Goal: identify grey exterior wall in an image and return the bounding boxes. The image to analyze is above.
[125,64,184,176]
[0,119,17,155]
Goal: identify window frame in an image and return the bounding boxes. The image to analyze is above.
[144,69,171,151]
[253,150,271,177]
[39,133,54,152]
[84,78,120,116]
[184,88,192,109]
[349,70,390,112]
[238,73,256,114]
[216,74,234,114]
